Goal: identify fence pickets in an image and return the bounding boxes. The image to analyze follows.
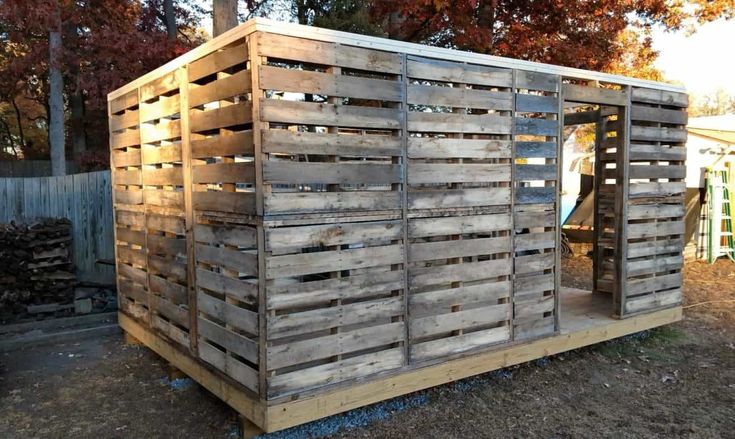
[109,29,687,401]
[0,171,114,284]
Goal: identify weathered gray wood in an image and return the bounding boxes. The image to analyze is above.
[0,171,114,283]
[562,84,628,106]
[407,55,512,87]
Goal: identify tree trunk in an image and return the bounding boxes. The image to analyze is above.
[49,6,65,177]
[213,0,238,37]
[164,0,177,40]
[70,92,86,159]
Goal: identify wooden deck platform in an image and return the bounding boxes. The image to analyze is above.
[118,287,682,435]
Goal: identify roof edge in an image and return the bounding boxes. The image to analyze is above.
[108,17,686,102]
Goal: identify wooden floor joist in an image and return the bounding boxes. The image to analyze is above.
[119,288,682,433]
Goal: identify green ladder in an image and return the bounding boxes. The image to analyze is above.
[707,163,735,263]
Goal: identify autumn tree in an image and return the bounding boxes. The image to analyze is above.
[369,0,734,78]
[0,0,204,169]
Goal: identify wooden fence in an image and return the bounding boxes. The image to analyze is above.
[0,170,115,283]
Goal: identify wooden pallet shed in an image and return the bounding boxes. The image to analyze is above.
[108,18,686,433]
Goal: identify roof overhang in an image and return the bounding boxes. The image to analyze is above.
[109,17,687,101]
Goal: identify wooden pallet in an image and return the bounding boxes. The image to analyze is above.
[118,288,682,435]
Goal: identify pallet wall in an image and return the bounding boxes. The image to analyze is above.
[109,29,687,401]
[621,87,687,316]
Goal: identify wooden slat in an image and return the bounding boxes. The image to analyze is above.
[408,112,511,134]
[263,162,401,184]
[515,141,557,158]
[562,84,627,106]
[514,118,559,136]
[142,167,183,186]
[192,162,255,184]
[260,65,402,102]
[141,144,181,165]
[190,102,253,132]
[267,322,405,370]
[408,163,509,184]
[631,105,687,125]
[196,268,257,305]
[408,213,510,238]
[258,32,402,74]
[410,236,510,261]
[515,71,558,92]
[410,326,510,361]
[194,224,256,248]
[408,187,510,209]
[266,244,403,279]
[515,94,558,113]
[265,191,400,214]
[268,296,403,339]
[266,220,402,251]
[631,87,688,107]
[198,317,258,363]
[263,129,401,157]
[407,56,512,87]
[261,99,401,129]
[407,85,512,110]
[410,304,510,338]
[189,69,252,107]
[195,243,258,276]
[192,191,256,214]
[191,131,254,158]
[198,293,258,334]
[407,138,510,159]
[410,258,511,289]
[140,71,179,101]
[189,41,248,81]
[140,95,181,122]
[630,126,687,143]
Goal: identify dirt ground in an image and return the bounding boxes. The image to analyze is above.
[1,256,734,439]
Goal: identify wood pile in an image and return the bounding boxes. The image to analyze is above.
[0,218,76,315]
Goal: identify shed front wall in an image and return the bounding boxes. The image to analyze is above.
[109,26,686,402]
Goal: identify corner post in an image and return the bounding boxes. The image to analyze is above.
[614,86,632,317]
[179,65,198,354]
[247,32,269,400]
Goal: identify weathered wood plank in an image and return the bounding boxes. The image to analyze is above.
[264,162,401,184]
[261,99,401,129]
[408,112,511,134]
[263,129,401,157]
[260,65,402,102]
[407,85,512,110]
[408,163,510,184]
[266,220,402,251]
[407,56,512,87]
[407,137,511,159]
[266,244,404,279]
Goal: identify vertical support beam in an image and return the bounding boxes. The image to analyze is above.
[107,100,123,325]
[139,87,153,328]
[614,86,632,317]
[553,75,563,332]
[248,33,268,398]
[592,111,603,294]
[399,53,410,364]
[509,69,517,341]
[179,66,198,355]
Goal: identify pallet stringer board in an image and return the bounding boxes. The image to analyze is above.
[614,86,632,317]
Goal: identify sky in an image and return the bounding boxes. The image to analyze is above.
[652,18,735,96]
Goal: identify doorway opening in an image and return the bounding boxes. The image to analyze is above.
[560,100,624,316]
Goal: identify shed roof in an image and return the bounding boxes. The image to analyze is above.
[688,115,735,144]
[109,18,686,101]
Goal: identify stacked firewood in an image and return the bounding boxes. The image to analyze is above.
[0,218,76,315]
